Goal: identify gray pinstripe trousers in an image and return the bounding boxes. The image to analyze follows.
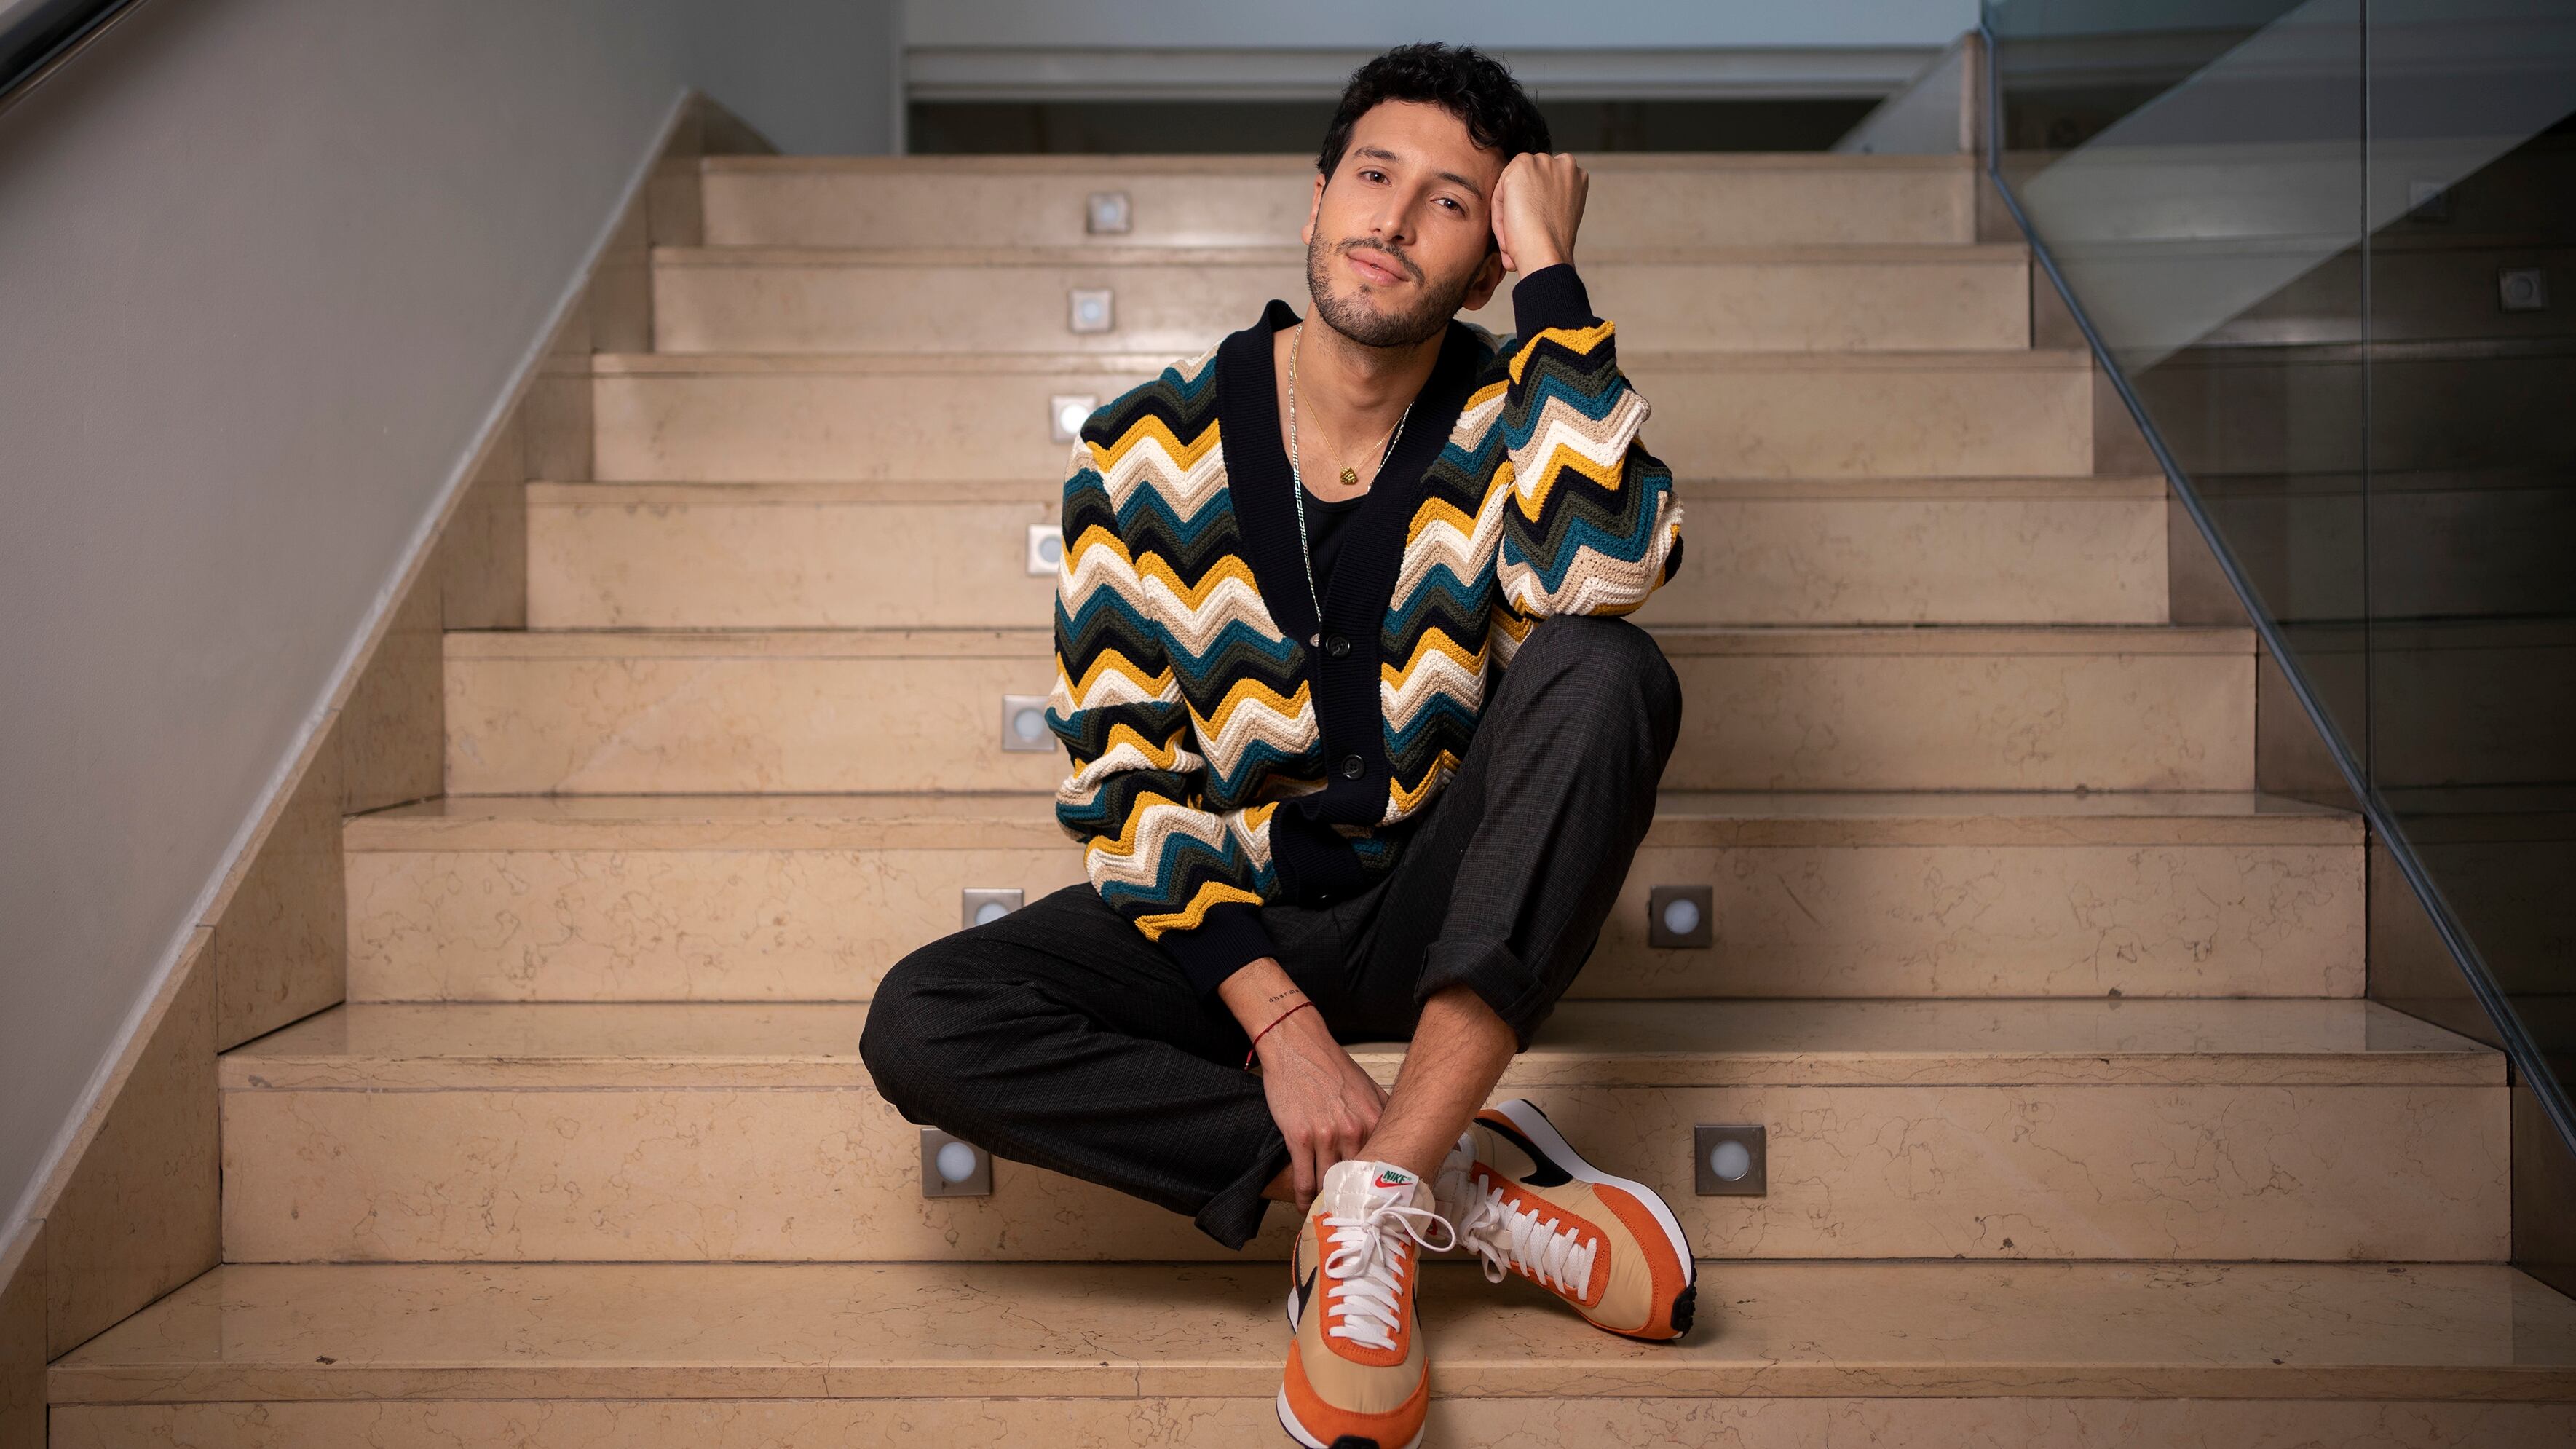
[859,614,1681,1249]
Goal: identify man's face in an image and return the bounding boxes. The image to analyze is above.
[1303,100,1509,349]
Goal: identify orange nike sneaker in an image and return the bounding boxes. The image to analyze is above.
[1433,1097,1696,1341]
[1277,1158,1456,1449]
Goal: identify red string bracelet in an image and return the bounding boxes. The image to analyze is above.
[1243,999,1314,1069]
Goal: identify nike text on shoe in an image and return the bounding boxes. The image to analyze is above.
[1278,1158,1457,1449]
[1434,1098,1696,1341]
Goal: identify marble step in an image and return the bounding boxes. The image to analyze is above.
[344,791,2364,1005]
[61,1403,2576,1449]
[440,625,2254,795]
[61,1255,2576,1445]
[51,1263,2576,1445]
[589,348,2095,483]
[214,998,2502,1266]
[526,475,2172,631]
[650,244,2032,355]
[699,152,1980,250]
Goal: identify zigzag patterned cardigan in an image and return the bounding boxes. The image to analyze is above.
[1046,264,1684,997]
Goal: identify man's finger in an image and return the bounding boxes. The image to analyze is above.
[1290,1134,1316,1207]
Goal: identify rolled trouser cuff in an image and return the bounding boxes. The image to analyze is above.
[1415,934,1550,1051]
[1194,1123,1293,1249]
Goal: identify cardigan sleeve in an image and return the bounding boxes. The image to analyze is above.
[1490,263,1685,618]
[1045,438,1281,999]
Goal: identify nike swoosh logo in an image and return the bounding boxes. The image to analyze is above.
[1479,1117,1574,1188]
[1295,1266,1319,1321]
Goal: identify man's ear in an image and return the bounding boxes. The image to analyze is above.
[1460,248,1508,314]
[1302,170,1324,248]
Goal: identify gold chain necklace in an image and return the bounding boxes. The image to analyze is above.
[1286,323,1410,644]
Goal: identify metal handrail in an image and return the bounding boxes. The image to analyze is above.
[1,0,149,117]
[1975,20,2576,1164]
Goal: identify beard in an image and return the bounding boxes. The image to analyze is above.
[1305,234,1477,350]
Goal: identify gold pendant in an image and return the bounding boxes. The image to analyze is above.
[1338,467,1359,486]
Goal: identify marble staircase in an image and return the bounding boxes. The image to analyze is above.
[49,151,2576,1445]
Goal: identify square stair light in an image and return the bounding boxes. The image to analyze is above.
[2500,266,2551,312]
[1068,288,1115,334]
[1027,523,1064,576]
[1049,394,1097,443]
[1086,190,1132,234]
[1647,884,1713,948]
[920,1128,993,1197]
[962,888,1024,930]
[1000,694,1054,751]
[1694,1124,1766,1196]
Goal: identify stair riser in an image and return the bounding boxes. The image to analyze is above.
[218,1080,2503,1264]
[701,165,1978,250]
[526,490,2170,630]
[529,497,1057,631]
[590,358,2094,481]
[651,255,2031,355]
[53,1397,2576,1448]
[441,644,2254,794]
[1637,492,2165,626]
[345,840,2363,1003]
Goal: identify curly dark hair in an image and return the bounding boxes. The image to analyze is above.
[1316,42,1552,182]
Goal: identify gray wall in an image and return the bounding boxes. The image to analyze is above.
[698,0,898,154]
[903,0,1978,49]
[0,0,890,1241]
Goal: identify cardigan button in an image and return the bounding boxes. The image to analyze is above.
[1338,754,1364,780]
[1324,634,1351,658]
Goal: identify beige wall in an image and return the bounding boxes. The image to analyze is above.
[0,0,891,1367]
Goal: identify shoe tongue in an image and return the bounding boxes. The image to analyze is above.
[1327,1158,1423,1217]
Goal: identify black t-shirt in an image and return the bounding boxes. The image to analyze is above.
[1303,486,1367,605]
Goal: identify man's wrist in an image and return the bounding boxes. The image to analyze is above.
[1252,999,1329,1063]
[1216,957,1308,1036]
[1517,241,1569,273]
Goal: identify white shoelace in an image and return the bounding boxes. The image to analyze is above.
[1451,1180,1600,1295]
[1319,1194,1456,1351]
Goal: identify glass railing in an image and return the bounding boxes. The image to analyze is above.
[0,0,145,111]
[1986,0,2576,1271]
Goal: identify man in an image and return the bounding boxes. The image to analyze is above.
[862,42,1688,1449]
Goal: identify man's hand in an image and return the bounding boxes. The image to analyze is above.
[1492,150,1588,275]
[1220,958,1389,1208]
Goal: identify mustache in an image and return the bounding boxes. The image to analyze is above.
[1335,238,1422,283]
